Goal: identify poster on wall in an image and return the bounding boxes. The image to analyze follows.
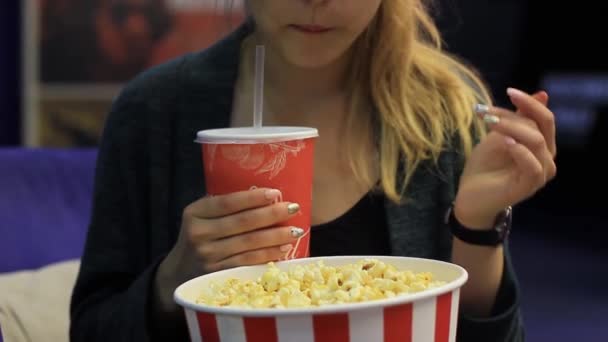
[23,0,244,146]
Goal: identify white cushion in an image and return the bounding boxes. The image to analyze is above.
[0,260,80,342]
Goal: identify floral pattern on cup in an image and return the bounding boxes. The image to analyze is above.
[207,141,306,180]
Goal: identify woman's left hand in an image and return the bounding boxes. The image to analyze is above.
[454,88,557,229]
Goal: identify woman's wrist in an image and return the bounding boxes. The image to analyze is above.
[148,254,191,340]
[152,254,182,317]
[452,197,505,231]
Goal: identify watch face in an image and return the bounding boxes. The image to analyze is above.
[494,206,513,239]
[496,222,507,238]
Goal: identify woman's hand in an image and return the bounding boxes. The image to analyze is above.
[154,187,303,311]
[454,88,557,229]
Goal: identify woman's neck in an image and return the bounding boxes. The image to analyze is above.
[266,45,351,101]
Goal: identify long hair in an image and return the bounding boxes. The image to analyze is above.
[345,0,491,203]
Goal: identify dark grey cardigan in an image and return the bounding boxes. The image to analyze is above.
[70,24,523,342]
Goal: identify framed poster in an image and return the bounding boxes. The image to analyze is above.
[23,0,244,146]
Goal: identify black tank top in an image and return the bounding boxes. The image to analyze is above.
[309,190,392,257]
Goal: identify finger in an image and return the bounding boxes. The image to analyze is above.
[531,90,549,107]
[478,106,538,130]
[198,226,304,262]
[475,93,547,120]
[505,139,547,197]
[485,114,552,165]
[184,187,283,219]
[207,245,291,273]
[546,158,557,182]
[507,87,556,157]
[505,132,556,184]
[203,201,301,240]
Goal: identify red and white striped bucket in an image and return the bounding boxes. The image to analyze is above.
[174,256,468,342]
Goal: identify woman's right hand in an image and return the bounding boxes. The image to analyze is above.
[153,187,303,313]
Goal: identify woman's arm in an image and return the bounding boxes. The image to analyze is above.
[448,88,556,342]
[452,236,504,317]
[452,239,523,342]
[69,79,189,342]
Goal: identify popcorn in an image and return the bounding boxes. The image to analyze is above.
[196,259,446,309]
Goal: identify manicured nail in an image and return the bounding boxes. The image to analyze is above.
[265,189,281,200]
[505,137,517,145]
[483,114,500,124]
[507,87,526,99]
[287,203,300,214]
[280,244,293,252]
[290,227,305,238]
[474,104,490,115]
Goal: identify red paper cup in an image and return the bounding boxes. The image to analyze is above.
[196,127,318,259]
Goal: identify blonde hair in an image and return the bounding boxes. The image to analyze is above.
[239,0,492,203]
[346,0,492,203]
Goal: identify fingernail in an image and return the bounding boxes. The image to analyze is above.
[474,104,490,115]
[507,87,526,99]
[483,114,500,124]
[505,137,517,145]
[265,189,281,200]
[287,203,300,215]
[280,244,293,252]
[290,227,305,238]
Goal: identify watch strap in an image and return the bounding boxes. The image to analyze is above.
[445,205,512,246]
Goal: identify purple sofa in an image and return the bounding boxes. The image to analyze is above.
[0,148,97,273]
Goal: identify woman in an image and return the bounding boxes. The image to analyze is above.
[70,1,556,341]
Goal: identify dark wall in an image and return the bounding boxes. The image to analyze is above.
[519,2,607,218]
[0,2,21,146]
[435,1,607,246]
[435,0,529,107]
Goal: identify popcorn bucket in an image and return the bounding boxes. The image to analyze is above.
[196,127,318,260]
[174,256,468,342]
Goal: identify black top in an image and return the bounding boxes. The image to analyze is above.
[69,23,524,342]
[310,191,392,257]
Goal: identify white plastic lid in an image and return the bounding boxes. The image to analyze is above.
[195,126,319,144]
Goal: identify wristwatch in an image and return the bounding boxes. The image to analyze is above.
[444,204,512,246]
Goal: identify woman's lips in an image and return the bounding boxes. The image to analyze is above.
[290,25,333,34]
